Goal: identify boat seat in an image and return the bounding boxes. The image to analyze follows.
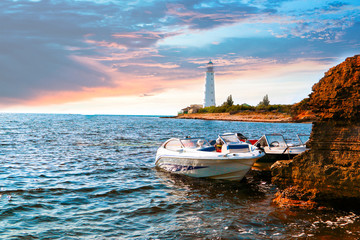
[198,146,216,152]
[227,144,249,150]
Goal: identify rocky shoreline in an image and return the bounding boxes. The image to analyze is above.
[173,112,299,123]
[271,55,360,209]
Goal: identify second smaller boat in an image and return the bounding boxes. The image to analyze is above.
[254,133,309,163]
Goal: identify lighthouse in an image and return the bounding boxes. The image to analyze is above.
[204,60,216,107]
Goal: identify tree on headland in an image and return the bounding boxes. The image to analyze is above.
[225,94,234,106]
[195,93,292,114]
[258,94,270,107]
[221,94,234,107]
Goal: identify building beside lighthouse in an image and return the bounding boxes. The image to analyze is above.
[204,60,216,107]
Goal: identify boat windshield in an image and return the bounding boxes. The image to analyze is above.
[181,138,211,149]
[220,134,241,144]
[265,134,287,148]
[298,134,310,145]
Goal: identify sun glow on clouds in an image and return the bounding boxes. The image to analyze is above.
[0,55,184,108]
[2,87,204,116]
[1,57,335,115]
[1,0,360,114]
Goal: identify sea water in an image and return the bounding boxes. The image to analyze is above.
[0,114,359,239]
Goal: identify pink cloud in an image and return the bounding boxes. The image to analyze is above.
[85,39,127,50]
[114,62,180,69]
[112,31,163,40]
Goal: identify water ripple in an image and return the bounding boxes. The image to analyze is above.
[3,114,358,239]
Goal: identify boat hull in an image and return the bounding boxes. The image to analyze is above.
[155,155,260,181]
[257,153,299,162]
[256,146,307,163]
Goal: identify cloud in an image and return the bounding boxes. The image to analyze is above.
[0,0,359,111]
[139,93,154,97]
[0,38,110,104]
[169,1,268,28]
[114,62,180,69]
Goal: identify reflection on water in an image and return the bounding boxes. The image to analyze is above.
[154,169,278,239]
[155,169,360,239]
[1,114,360,239]
[156,168,272,198]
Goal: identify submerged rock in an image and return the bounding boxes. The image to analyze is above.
[272,55,360,209]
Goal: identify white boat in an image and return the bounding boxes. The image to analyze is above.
[254,133,309,163]
[155,133,264,181]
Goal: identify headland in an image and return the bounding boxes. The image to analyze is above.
[172,105,315,123]
[175,112,294,123]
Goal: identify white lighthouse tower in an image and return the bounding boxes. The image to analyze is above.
[204,60,216,107]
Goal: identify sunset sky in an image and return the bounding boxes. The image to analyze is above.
[1,0,359,115]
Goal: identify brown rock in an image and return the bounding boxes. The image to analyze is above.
[272,186,319,209]
[309,55,360,122]
[272,55,360,209]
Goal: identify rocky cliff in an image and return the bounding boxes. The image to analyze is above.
[272,55,360,209]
